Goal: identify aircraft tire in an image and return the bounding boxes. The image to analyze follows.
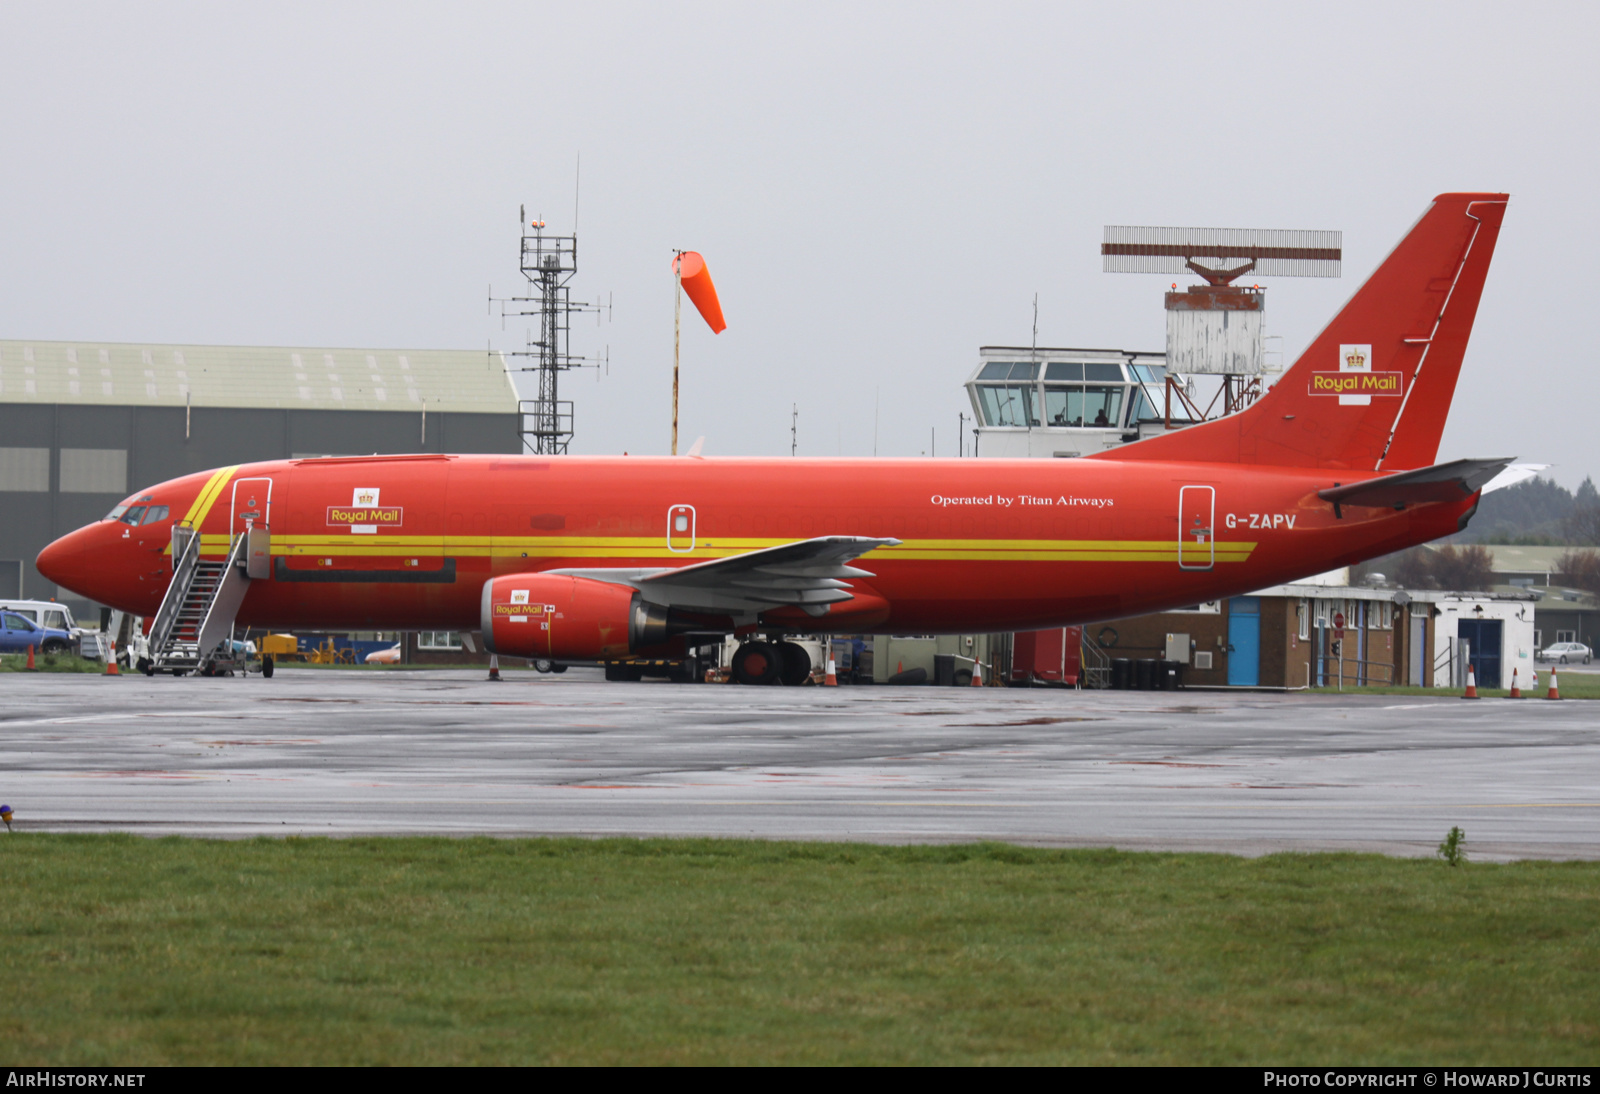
[776,642,811,686]
[551,663,567,673]
[533,659,554,674]
[262,655,274,679]
[732,641,782,686]
[137,657,153,676]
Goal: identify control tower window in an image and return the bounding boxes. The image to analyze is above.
[976,384,1039,427]
[1043,386,1084,426]
[979,362,1038,381]
[1083,386,1125,428]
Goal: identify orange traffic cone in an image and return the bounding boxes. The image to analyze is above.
[971,659,983,687]
[487,654,501,682]
[1547,668,1561,700]
[1462,665,1479,699]
[1508,667,1521,699]
[896,659,903,675]
[25,643,36,671]
[824,653,838,686]
[105,640,120,676]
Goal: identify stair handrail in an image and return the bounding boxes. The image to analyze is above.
[1079,632,1112,689]
[148,524,202,659]
[194,534,253,670]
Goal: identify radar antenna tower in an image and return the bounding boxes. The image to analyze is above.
[1102,224,1340,420]
[491,205,609,454]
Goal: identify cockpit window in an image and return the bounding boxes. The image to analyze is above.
[140,505,170,524]
[107,495,156,522]
[118,506,147,526]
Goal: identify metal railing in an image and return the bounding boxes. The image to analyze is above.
[1313,654,1395,690]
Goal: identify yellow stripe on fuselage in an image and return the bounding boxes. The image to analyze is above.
[231,532,1258,565]
[182,466,239,528]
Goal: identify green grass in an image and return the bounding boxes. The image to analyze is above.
[1,837,1596,1065]
[0,652,108,673]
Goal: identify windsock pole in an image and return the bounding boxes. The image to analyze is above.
[672,251,682,456]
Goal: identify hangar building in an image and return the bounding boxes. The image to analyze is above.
[0,339,521,617]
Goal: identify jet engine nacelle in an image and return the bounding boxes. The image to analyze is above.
[480,573,676,660]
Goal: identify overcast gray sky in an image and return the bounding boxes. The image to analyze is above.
[3,2,1595,485]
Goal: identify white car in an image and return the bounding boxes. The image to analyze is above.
[1537,641,1592,664]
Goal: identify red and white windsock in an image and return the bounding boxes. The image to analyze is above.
[673,252,727,334]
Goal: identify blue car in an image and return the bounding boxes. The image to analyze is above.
[0,611,73,655]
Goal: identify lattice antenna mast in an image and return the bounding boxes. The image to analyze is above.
[1102,224,1341,418]
[490,205,610,455]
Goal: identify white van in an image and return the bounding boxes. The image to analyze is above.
[0,599,82,637]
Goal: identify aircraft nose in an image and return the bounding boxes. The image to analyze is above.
[36,524,101,599]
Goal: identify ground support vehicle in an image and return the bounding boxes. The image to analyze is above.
[0,611,73,655]
[0,600,83,642]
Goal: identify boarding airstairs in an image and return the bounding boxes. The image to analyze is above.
[145,524,262,676]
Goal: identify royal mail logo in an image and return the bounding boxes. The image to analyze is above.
[327,506,404,526]
[1320,343,1393,405]
[352,487,380,507]
[1309,371,1403,397]
[493,602,552,617]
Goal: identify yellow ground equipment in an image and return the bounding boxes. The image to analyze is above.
[260,633,305,662]
[308,637,356,665]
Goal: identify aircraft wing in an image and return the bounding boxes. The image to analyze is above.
[549,535,901,616]
[1317,457,1513,510]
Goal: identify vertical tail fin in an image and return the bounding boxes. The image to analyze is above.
[1092,193,1508,471]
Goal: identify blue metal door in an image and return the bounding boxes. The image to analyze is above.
[1457,619,1502,689]
[1228,597,1261,686]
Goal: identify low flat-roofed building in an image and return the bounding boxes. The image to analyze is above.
[1097,584,1537,690]
[0,339,521,616]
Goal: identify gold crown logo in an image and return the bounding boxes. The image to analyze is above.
[358,492,375,504]
[1345,348,1367,370]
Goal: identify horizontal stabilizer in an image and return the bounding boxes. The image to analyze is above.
[1317,457,1512,509]
[1480,462,1548,495]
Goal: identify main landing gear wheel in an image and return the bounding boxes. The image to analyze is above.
[776,641,812,687]
[137,657,154,676]
[732,641,781,686]
[261,655,274,679]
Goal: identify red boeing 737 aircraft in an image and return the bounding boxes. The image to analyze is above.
[38,193,1510,680]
